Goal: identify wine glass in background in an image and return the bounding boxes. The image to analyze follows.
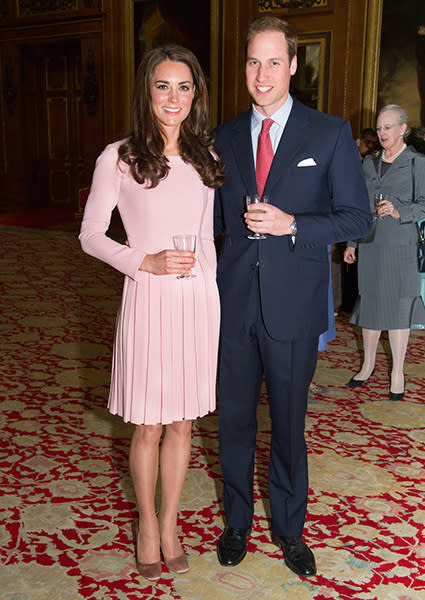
[246,195,269,239]
[172,234,197,279]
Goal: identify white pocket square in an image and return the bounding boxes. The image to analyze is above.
[297,158,317,167]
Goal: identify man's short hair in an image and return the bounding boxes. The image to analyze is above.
[245,16,298,63]
[358,128,377,139]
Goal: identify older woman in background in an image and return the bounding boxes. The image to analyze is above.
[344,104,425,400]
[409,127,425,329]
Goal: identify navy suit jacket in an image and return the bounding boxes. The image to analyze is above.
[214,98,372,341]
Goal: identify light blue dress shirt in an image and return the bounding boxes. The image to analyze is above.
[250,95,293,167]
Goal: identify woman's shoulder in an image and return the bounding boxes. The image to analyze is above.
[362,152,380,172]
[101,138,128,156]
[406,145,425,163]
[96,139,130,172]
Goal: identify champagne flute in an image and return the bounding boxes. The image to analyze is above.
[173,234,197,279]
[374,192,384,221]
[246,195,268,239]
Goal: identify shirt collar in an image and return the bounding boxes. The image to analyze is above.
[251,95,293,130]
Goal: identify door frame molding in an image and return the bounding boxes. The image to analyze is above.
[360,0,383,128]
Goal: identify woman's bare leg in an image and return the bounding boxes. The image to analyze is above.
[129,423,162,564]
[158,419,192,558]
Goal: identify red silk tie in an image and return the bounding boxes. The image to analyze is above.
[256,118,274,196]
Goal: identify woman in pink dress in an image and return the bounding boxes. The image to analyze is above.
[79,45,225,581]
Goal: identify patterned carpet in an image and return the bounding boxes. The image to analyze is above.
[1,225,425,600]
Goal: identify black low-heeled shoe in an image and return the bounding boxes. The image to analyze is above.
[345,369,375,388]
[389,377,405,401]
[389,381,405,401]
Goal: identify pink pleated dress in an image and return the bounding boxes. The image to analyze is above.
[79,142,220,425]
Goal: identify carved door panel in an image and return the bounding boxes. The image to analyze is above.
[21,40,102,210]
[40,42,82,207]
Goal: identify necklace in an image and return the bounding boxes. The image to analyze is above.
[382,143,406,163]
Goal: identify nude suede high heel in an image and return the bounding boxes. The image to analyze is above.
[132,520,162,582]
[162,550,189,574]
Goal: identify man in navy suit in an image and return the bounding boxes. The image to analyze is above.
[214,16,371,577]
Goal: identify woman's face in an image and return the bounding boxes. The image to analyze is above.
[150,60,195,135]
[376,109,407,154]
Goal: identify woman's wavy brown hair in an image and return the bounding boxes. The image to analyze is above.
[118,44,225,189]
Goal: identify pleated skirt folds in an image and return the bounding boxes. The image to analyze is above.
[108,267,220,425]
[350,243,425,330]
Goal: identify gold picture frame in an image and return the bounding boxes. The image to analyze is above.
[291,33,330,113]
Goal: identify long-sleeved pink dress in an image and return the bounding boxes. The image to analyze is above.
[79,142,220,425]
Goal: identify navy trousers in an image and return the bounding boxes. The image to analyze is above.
[218,272,318,538]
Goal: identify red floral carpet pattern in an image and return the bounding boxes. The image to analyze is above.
[1,225,425,600]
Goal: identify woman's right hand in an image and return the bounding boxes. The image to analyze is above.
[140,250,195,276]
[344,246,357,264]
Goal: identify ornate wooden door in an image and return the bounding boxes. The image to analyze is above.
[22,42,82,209]
[21,39,103,211]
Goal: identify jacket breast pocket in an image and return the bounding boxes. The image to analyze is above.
[289,165,323,185]
[285,166,324,210]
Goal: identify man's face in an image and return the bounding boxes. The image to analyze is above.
[357,134,378,157]
[245,30,297,117]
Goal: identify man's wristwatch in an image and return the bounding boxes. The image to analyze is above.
[290,217,297,236]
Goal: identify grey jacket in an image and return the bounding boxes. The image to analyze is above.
[349,146,425,248]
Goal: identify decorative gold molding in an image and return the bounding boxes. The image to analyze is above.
[210,0,220,128]
[122,0,135,133]
[258,0,327,11]
[361,0,383,128]
[342,0,352,120]
[18,0,77,16]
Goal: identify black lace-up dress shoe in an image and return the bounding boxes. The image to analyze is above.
[273,535,317,577]
[217,527,251,567]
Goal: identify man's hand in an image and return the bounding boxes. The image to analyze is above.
[245,204,294,236]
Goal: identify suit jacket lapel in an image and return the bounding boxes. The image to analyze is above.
[230,111,257,195]
[265,99,310,197]
[373,153,381,178]
[229,101,311,198]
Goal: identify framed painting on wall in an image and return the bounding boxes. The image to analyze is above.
[363,0,425,129]
[378,0,425,127]
[290,33,330,113]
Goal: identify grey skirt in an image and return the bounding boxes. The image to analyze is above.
[350,243,425,330]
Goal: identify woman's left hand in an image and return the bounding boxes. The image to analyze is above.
[376,199,400,219]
